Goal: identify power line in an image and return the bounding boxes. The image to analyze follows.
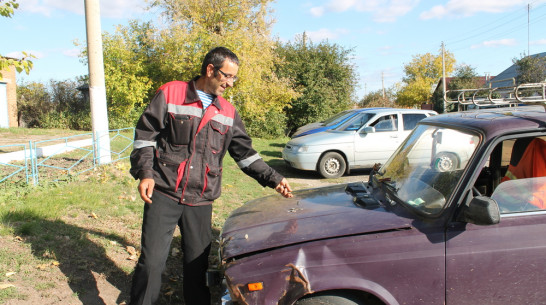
[447,10,527,46]
[445,3,546,53]
[446,3,546,48]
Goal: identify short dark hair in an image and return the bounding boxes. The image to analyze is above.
[200,47,240,76]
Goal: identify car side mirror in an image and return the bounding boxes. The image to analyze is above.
[458,196,500,225]
[361,126,375,134]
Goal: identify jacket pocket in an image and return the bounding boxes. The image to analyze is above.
[155,155,187,193]
[209,120,229,153]
[201,164,222,199]
[169,113,194,145]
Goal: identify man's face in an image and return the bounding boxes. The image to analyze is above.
[205,60,239,96]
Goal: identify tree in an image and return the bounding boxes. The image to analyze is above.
[448,64,481,91]
[274,33,358,135]
[17,81,51,127]
[0,0,34,79]
[431,64,479,112]
[17,79,91,130]
[96,0,298,137]
[396,49,455,107]
[359,89,395,108]
[98,21,154,128]
[513,53,546,85]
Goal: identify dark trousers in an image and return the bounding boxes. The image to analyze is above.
[129,191,213,305]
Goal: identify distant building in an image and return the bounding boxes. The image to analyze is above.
[0,63,18,128]
[487,52,546,88]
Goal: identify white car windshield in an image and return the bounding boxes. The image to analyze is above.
[322,110,355,126]
[377,125,480,214]
[334,113,375,131]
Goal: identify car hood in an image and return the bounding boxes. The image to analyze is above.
[292,122,324,137]
[220,183,412,259]
[287,130,354,146]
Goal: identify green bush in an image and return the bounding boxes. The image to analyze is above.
[243,109,287,139]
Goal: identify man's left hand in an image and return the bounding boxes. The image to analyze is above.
[275,178,293,198]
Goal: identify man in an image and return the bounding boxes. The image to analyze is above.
[128,46,293,305]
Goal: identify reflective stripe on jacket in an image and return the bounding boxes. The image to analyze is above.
[130,80,283,206]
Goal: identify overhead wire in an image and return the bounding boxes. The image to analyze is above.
[445,3,546,52]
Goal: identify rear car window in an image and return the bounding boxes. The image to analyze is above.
[403,113,427,130]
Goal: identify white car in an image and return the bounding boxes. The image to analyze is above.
[282,108,437,178]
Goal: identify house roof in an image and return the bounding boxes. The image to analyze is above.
[487,51,546,88]
[433,76,492,96]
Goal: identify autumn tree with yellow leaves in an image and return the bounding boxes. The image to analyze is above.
[396,49,455,108]
[98,0,297,136]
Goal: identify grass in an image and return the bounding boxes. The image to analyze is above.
[0,127,89,137]
[0,129,297,304]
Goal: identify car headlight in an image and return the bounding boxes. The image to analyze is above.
[296,145,308,153]
[285,144,309,153]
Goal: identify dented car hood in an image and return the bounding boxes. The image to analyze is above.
[221,183,412,259]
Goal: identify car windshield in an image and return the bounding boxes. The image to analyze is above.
[334,113,375,131]
[376,125,480,214]
[322,110,355,126]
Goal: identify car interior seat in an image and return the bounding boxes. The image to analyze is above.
[502,137,546,182]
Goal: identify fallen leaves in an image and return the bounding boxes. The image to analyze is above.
[36,261,60,271]
[0,283,15,290]
[127,246,139,261]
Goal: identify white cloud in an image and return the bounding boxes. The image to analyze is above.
[63,48,82,57]
[309,0,420,23]
[18,0,147,19]
[310,6,325,17]
[530,39,546,46]
[306,28,349,41]
[6,50,44,60]
[470,38,517,49]
[420,0,536,20]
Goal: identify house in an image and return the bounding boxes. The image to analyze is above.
[0,63,17,128]
[430,75,494,112]
[487,51,546,88]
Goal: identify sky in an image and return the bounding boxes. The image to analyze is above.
[2,0,546,99]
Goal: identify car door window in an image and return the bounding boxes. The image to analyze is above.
[403,113,426,130]
[490,136,546,213]
[371,114,397,132]
[472,136,546,213]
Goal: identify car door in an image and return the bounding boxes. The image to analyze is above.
[445,207,546,304]
[445,134,546,304]
[354,113,402,166]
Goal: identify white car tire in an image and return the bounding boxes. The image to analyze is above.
[318,152,346,178]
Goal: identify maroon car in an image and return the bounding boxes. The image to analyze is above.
[217,106,546,305]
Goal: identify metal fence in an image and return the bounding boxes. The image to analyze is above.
[0,128,134,186]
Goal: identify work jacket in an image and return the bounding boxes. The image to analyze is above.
[130,79,284,206]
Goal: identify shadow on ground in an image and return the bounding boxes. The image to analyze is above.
[1,211,134,305]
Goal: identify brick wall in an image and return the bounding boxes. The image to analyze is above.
[1,65,18,127]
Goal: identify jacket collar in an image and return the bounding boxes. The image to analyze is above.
[186,77,224,111]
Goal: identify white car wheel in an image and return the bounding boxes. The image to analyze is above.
[318,152,346,178]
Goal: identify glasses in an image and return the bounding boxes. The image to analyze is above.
[217,68,238,83]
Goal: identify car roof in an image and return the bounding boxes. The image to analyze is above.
[420,107,546,139]
[352,107,436,114]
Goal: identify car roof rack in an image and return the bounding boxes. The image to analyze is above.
[444,80,546,109]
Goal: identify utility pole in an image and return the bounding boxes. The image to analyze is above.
[381,72,385,98]
[441,42,446,113]
[527,3,531,56]
[85,0,111,164]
